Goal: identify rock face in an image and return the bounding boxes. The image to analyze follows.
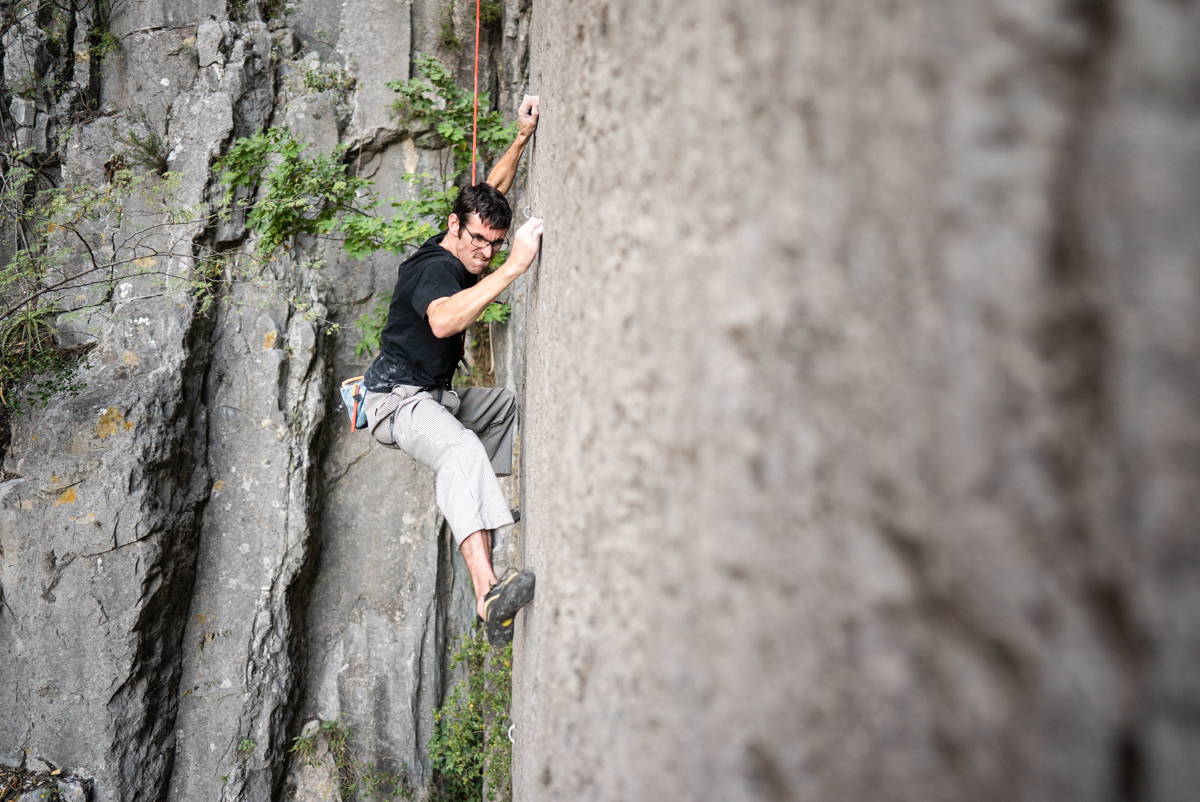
[3,0,1198,801]
[514,1,1200,801]
[1,0,528,801]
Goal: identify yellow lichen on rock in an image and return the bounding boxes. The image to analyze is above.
[263,330,278,349]
[55,488,76,506]
[96,407,134,439]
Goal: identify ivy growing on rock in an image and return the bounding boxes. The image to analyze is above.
[428,631,513,802]
[217,55,518,356]
[219,56,516,259]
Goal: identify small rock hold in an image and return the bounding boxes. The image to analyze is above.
[55,781,88,802]
[196,21,225,68]
[271,29,297,59]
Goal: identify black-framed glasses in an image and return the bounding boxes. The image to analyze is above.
[460,225,509,251]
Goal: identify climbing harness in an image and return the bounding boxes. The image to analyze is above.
[471,0,482,184]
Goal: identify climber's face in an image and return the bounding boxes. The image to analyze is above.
[447,213,509,275]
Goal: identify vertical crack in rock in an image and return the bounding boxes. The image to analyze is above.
[106,306,216,802]
[1,2,535,799]
[218,309,327,802]
[1039,0,1152,769]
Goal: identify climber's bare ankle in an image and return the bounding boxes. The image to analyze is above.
[459,529,497,618]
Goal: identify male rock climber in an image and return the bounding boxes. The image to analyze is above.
[361,95,542,648]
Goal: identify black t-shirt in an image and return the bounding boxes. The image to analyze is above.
[364,232,476,391]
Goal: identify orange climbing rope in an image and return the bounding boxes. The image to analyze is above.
[471,0,481,184]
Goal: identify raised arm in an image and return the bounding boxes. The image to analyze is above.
[485,95,539,194]
[427,217,544,338]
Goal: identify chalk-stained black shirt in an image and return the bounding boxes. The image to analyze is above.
[364,232,474,391]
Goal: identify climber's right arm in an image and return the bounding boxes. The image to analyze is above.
[485,95,539,194]
[426,217,544,338]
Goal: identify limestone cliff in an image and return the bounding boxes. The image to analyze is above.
[514,1,1200,801]
[0,1,530,800]
[3,1,1200,802]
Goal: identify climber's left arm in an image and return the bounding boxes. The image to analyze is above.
[485,95,539,194]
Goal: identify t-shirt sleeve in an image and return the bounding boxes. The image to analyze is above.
[411,261,464,319]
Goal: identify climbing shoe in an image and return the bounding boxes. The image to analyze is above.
[482,569,536,648]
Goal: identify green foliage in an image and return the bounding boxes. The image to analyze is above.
[388,56,516,179]
[289,719,415,801]
[480,0,503,26]
[217,131,456,260]
[0,133,336,416]
[87,0,123,60]
[340,174,456,258]
[352,290,392,359]
[89,29,120,59]
[428,631,513,802]
[262,0,291,20]
[477,302,509,325]
[0,150,144,412]
[289,719,348,768]
[301,61,357,94]
[0,303,88,410]
[216,57,517,359]
[438,4,461,51]
[218,128,373,255]
[237,738,256,756]
[120,111,170,175]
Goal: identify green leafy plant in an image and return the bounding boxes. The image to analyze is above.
[218,127,373,255]
[388,56,516,180]
[480,0,503,26]
[301,61,357,94]
[217,57,518,360]
[0,138,336,427]
[289,719,415,800]
[0,303,88,411]
[0,150,159,415]
[428,631,513,802]
[120,110,170,175]
[218,131,456,259]
[237,738,256,757]
[477,302,509,325]
[438,4,461,51]
[87,0,124,60]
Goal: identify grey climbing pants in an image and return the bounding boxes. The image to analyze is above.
[363,385,516,547]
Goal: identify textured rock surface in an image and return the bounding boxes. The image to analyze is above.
[2,1,530,801]
[514,1,1200,801]
[6,0,1195,800]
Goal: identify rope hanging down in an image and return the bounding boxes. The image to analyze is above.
[471,0,481,184]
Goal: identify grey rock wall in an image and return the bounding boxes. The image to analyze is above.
[514,1,1200,801]
[8,0,1196,800]
[1,0,530,800]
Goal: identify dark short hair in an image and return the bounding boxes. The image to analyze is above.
[452,182,512,232]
